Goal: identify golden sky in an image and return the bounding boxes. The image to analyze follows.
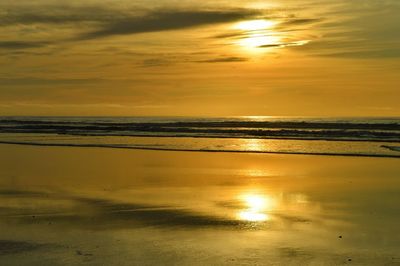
[1,0,399,116]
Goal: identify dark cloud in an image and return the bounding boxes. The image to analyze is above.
[258,41,309,48]
[0,6,257,31]
[280,18,322,26]
[77,9,260,40]
[213,31,246,39]
[0,41,49,49]
[258,44,283,48]
[196,56,248,63]
[0,6,260,43]
[0,5,125,26]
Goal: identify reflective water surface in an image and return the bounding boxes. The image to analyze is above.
[0,144,399,265]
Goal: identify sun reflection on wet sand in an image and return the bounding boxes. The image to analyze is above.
[237,193,275,222]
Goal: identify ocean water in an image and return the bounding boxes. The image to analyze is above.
[0,116,400,157]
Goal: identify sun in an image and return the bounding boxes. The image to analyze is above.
[235,19,277,31]
[233,19,281,51]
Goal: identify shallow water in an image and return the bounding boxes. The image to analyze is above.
[0,144,400,265]
[1,133,400,158]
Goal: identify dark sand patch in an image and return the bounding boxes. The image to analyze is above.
[0,240,45,256]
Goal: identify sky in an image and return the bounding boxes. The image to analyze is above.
[0,0,399,117]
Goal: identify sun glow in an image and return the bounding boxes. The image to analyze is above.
[238,34,281,48]
[233,19,309,52]
[233,19,282,50]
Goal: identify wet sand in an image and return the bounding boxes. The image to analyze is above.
[0,144,400,265]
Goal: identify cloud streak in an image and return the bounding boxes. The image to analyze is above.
[278,18,322,26]
[0,5,262,47]
[195,56,248,63]
[78,9,260,40]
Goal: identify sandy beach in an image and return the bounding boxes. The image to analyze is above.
[0,144,399,265]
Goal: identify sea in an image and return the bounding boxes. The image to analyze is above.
[0,116,400,157]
